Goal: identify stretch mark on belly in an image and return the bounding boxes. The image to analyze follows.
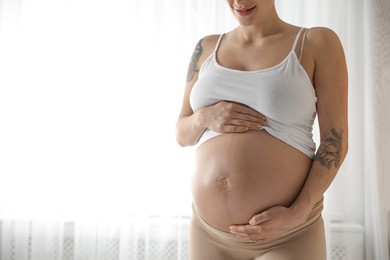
[223,134,236,225]
[226,133,236,171]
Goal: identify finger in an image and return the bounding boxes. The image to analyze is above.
[234,105,267,120]
[233,118,264,130]
[235,112,267,126]
[223,125,250,133]
[235,119,244,126]
[223,102,267,125]
[232,232,248,238]
[233,115,267,127]
[230,224,265,234]
[249,211,272,225]
[227,117,264,131]
[231,230,269,241]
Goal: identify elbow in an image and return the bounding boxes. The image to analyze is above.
[175,123,186,147]
[176,130,199,147]
[176,136,187,147]
[339,140,349,166]
[343,141,349,160]
[176,136,196,147]
[175,127,193,147]
[175,130,186,147]
[175,117,202,147]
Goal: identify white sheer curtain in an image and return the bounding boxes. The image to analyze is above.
[0,1,234,259]
[0,0,388,259]
[363,0,390,259]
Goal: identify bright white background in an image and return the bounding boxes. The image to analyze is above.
[0,0,202,221]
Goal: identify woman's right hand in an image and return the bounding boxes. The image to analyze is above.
[196,101,267,133]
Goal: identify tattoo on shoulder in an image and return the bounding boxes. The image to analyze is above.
[315,128,343,169]
[186,39,203,82]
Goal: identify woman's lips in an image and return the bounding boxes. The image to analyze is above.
[234,5,256,16]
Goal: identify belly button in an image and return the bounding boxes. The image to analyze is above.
[217,176,229,187]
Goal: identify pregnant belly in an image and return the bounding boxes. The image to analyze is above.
[192,130,313,232]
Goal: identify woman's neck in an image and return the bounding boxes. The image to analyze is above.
[235,17,287,44]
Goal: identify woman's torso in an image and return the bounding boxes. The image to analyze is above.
[192,131,312,232]
[190,26,317,232]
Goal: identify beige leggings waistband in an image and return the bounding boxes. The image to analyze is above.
[191,198,324,251]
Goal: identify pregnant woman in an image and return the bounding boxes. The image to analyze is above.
[176,1,348,259]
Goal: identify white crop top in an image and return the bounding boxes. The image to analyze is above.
[190,28,317,158]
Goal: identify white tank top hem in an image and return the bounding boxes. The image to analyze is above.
[190,28,317,159]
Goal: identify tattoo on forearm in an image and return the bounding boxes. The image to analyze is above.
[315,128,343,169]
[186,39,203,82]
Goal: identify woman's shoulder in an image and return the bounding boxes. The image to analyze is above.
[305,27,344,54]
[191,34,222,68]
[199,34,221,42]
[197,34,222,53]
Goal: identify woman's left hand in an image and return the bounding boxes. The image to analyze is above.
[229,206,307,243]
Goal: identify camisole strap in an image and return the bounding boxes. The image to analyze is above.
[213,34,224,53]
[299,28,309,62]
[291,27,305,52]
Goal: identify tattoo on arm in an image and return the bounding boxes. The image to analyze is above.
[186,39,203,82]
[315,128,343,169]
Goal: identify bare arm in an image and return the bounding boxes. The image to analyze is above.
[291,27,348,219]
[176,36,266,147]
[175,38,208,146]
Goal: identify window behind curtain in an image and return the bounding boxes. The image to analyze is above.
[0,0,235,221]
